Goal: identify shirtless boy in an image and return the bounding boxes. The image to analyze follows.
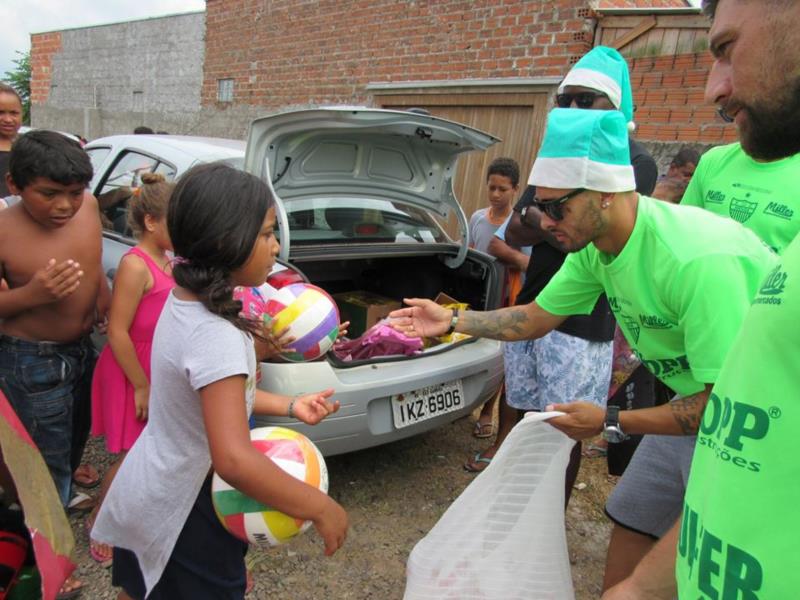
[0,130,108,513]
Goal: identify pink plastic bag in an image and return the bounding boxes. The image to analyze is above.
[332,320,422,362]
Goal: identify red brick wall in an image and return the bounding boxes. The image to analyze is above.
[630,52,737,144]
[597,0,689,7]
[202,0,593,109]
[30,32,62,105]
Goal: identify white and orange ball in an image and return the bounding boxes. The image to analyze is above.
[263,283,339,362]
[211,426,329,547]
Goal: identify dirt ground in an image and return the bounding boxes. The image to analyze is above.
[71,411,615,599]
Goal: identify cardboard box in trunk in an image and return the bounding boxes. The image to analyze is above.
[333,291,401,338]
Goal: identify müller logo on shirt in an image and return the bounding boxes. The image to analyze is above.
[705,190,726,204]
[753,266,788,306]
[639,314,673,329]
[763,202,794,221]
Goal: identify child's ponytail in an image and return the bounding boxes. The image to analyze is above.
[169,163,274,334]
[127,172,173,238]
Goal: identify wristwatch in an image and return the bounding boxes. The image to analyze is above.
[602,406,629,443]
[445,308,460,335]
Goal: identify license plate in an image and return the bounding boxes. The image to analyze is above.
[391,380,465,429]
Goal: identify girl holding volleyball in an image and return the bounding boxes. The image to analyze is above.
[92,163,348,600]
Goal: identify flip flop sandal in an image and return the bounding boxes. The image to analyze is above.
[246,570,254,595]
[472,421,494,439]
[73,465,101,489]
[67,492,96,515]
[463,452,493,473]
[55,575,84,599]
[85,519,113,568]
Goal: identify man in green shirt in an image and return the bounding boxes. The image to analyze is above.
[602,0,800,598]
[681,141,800,253]
[391,106,777,590]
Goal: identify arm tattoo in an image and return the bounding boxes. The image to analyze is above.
[669,391,709,435]
[461,306,533,341]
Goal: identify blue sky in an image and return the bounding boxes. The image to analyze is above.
[0,0,205,78]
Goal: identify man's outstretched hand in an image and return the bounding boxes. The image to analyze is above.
[389,298,453,338]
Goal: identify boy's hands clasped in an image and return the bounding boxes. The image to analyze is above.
[28,258,83,304]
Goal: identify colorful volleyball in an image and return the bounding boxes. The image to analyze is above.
[211,426,329,547]
[263,283,339,362]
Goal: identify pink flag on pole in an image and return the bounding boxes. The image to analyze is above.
[0,391,75,600]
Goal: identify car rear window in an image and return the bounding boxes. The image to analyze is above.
[281,197,447,245]
[97,151,176,237]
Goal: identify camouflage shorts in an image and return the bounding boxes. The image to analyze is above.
[503,330,613,411]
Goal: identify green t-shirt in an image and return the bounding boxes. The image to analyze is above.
[535,196,777,396]
[682,142,800,254]
[677,234,800,599]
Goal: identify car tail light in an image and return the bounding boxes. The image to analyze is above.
[267,265,306,288]
[354,223,379,235]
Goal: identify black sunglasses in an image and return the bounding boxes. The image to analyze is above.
[555,92,607,109]
[532,188,586,221]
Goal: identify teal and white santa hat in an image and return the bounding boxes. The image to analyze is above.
[559,46,635,130]
[529,108,636,192]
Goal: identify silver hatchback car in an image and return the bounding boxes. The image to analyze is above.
[92,109,505,456]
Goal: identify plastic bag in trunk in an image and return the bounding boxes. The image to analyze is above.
[332,319,423,362]
[404,412,576,600]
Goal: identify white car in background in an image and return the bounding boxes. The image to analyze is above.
[93,110,505,457]
[86,134,245,272]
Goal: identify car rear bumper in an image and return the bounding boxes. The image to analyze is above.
[254,339,504,456]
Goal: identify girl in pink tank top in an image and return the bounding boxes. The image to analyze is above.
[88,173,175,566]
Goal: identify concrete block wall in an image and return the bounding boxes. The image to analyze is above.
[31,12,205,138]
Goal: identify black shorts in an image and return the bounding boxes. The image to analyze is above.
[112,477,248,600]
[606,365,672,476]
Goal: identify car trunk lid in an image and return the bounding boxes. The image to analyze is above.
[244,107,499,267]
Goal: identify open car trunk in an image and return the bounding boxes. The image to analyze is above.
[258,246,504,455]
[278,246,502,366]
[247,108,505,454]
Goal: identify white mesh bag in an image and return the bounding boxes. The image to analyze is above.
[404,412,576,600]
